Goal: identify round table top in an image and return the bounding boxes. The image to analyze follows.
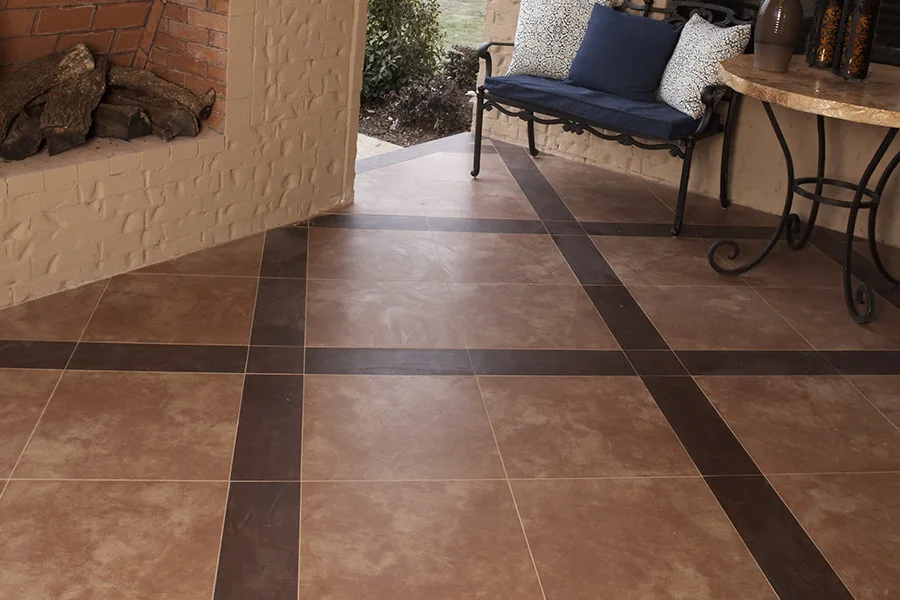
[719,54,900,128]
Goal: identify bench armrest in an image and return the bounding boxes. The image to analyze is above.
[477,41,515,78]
[695,84,730,136]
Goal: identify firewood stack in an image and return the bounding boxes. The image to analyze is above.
[0,44,217,161]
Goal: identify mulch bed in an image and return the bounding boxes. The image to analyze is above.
[358,100,469,147]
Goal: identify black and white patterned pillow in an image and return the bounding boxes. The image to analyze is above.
[507,0,617,81]
[657,14,751,118]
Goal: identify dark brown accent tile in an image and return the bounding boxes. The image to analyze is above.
[697,376,900,473]
[480,376,695,478]
[625,350,688,375]
[0,370,61,478]
[303,376,503,480]
[246,346,304,374]
[552,234,621,285]
[426,217,546,233]
[758,287,900,350]
[469,349,633,376]
[311,213,430,231]
[15,371,243,480]
[137,235,264,277]
[631,286,810,350]
[678,350,838,376]
[452,283,617,349]
[434,233,576,283]
[305,349,473,375]
[821,350,900,374]
[260,226,308,278]
[706,475,854,600]
[642,376,761,476]
[308,229,446,282]
[231,375,303,481]
[0,281,106,341]
[306,280,464,349]
[214,481,300,600]
[0,341,74,369]
[513,478,777,600]
[847,375,900,429]
[543,220,585,235]
[647,183,779,227]
[583,285,668,350]
[300,481,543,600]
[581,222,673,237]
[250,278,306,346]
[0,480,227,600]
[84,275,257,345]
[494,142,576,222]
[593,236,744,286]
[68,342,248,373]
[715,241,848,288]
[771,473,900,600]
[682,224,775,239]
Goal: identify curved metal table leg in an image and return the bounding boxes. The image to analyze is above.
[845,128,899,323]
[786,115,825,250]
[709,102,795,275]
[870,149,900,286]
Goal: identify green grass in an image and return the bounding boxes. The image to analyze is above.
[438,0,486,50]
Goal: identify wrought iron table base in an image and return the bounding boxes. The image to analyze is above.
[708,100,900,324]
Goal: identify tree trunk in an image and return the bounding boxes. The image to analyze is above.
[40,58,108,156]
[90,104,152,140]
[107,65,216,120]
[0,110,44,161]
[0,44,94,145]
[103,88,199,141]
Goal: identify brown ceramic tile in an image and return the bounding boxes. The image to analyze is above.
[302,376,503,480]
[83,274,257,345]
[771,473,900,600]
[697,376,900,473]
[535,154,626,189]
[299,481,543,600]
[709,241,848,288]
[512,478,777,600]
[0,370,61,478]
[0,480,226,600]
[259,226,308,278]
[593,236,745,286]
[647,182,779,227]
[451,283,618,349]
[846,375,900,429]
[552,235,621,284]
[14,371,243,480]
[308,228,447,282]
[433,232,576,283]
[421,181,540,220]
[375,151,513,184]
[479,376,695,478]
[0,281,106,341]
[249,278,306,346]
[306,280,464,348]
[345,173,428,216]
[557,181,675,223]
[136,234,264,277]
[631,286,810,350]
[758,287,900,350]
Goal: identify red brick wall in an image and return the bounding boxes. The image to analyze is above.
[141,0,227,130]
[1,0,151,69]
[0,0,227,131]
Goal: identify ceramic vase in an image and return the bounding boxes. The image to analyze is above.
[755,0,805,72]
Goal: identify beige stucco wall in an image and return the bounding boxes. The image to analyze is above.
[480,0,900,248]
[0,0,366,309]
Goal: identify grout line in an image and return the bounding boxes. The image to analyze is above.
[0,279,111,502]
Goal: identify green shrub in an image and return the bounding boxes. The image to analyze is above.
[363,0,445,102]
[444,45,479,91]
[386,75,472,136]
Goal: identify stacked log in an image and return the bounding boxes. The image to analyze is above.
[0,44,217,161]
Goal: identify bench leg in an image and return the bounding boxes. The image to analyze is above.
[672,139,695,237]
[719,93,741,208]
[471,91,485,178]
[527,120,539,157]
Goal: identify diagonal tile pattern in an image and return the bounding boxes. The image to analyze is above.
[0,134,899,599]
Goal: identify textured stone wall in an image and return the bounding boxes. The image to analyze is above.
[478,0,900,247]
[0,0,364,308]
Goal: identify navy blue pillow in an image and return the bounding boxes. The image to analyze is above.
[568,6,681,103]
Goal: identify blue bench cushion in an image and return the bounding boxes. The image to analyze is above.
[484,74,701,141]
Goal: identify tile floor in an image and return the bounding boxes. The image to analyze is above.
[1,133,900,599]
